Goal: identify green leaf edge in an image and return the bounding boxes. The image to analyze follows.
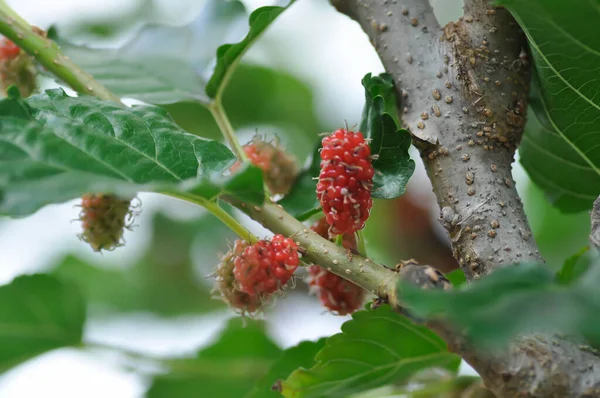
[280,305,460,398]
[205,1,296,99]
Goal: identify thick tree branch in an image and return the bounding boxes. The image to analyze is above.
[591,196,600,252]
[332,0,541,280]
[331,0,600,396]
[231,200,408,303]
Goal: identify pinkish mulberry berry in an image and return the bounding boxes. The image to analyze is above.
[232,136,299,195]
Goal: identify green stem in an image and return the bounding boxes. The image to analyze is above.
[356,231,367,257]
[209,100,247,162]
[164,192,258,244]
[0,0,120,102]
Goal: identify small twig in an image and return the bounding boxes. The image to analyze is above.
[209,100,249,162]
[0,0,120,102]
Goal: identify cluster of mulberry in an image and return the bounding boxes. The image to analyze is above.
[213,235,300,315]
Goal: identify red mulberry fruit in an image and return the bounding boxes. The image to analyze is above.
[307,217,366,315]
[307,265,365,315]
[316,128,374,235]
[0,37,20,60]
[233,234,299,296]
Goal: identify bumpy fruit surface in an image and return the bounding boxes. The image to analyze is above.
[317,128,374,235]
[233,234,299,296]
[79,193,134,252]
[0,37,37,97]
[232,136,299,195]
[214,240,262,314]
[307,217,365,315]
[307,265,365,315]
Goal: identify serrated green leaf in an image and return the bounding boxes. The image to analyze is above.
[400,261,600,348]
[0,274,86,373]
[555,247,591,285]
[360,73,415,199]
[277,142,321,220]
[249,339,327,397]
[281,306,460,398]
[147,318,282,398]
[499,0,600,212]
[0,89,264,216]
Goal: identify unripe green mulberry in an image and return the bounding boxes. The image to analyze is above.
[78,193,136,252]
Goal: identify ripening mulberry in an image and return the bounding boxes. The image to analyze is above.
[214,240,262,314]
[307,217,365,315]
[0,36,37,97]
[78,193,136,252]
[317,128,374,235]
[0,37,20,60]
[307,265,365,315]
[233,234,299,296]
[232,136,299,195]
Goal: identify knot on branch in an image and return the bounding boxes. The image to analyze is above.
[397,261,452,291]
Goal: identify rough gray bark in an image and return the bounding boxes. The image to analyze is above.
[330,0,600,396]
[333,0,541,281]
[591,196,600,252]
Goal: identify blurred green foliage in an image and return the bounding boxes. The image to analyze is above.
[401,259,600,349]
[52,212,233,316]
[147,318,282,398]
[0,274,85,373]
